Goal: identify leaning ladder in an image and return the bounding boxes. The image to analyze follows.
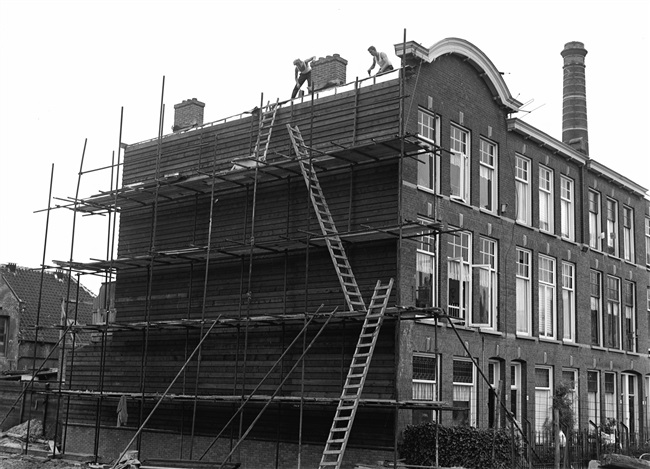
[318,279,394,469]
[253,98,280,162]
[286,123,365,313]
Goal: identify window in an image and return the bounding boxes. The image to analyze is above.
[0,316,8,356]
[646,375,650,435]
[515,156,531,225]
[604,372,617,423]
[534,366,553,434]
[474,237,497,329]
[447,231,471,322]
[488,360,501,428]
[562,369,578,430]
[623,281,637,352]
[479,138,497,213]
[645,218,650,266]
[539,166,554,233]
[621,373,639,436]
[416,226,436,308]
[538,255,556,339]
[622,206,634,262]
[516,249,532,335]
[417,109,440,192]
[412,354,438,423]
[450,125,470,202]
[606,198,619,256]
[562,262,575,342]
[606,276,621,349]
[510,363,522,425]
[591,271,603,346]
[587,371,601,431]
[560,176,575,241]
[589,190,601,250]
[453,358,476,426]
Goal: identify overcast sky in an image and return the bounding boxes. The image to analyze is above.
[1,0,649,294]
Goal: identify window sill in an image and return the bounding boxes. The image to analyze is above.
[539,337,561,344]
[515,334,536,342]
[561,340,579,347]
[479,328,502,336]
[416,185,437,195]
[450,197,471,208]
[625,351,641,357]
[591,345,607,351]
[608,348,625,355]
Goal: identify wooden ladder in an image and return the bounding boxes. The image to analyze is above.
[318,279,394,469]
[253,99,280,162]
[286,123,365,313]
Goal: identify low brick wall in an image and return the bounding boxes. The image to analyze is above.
[64,424,395,468]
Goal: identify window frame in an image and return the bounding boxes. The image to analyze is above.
[589,189,602,250]
[645,217,650,267]
[606,275,621,349]
[538,254,556,339]
[516,248,532,336]
[452,358,477,427]
[534,366,553,434]
[622,206,634,262]
[621,373,639,436]
[473,237,498,329]
[562,261,576,343]
[623,281,637,353]
[417,109,441,193]
[447,230,472,323]
[604,371,617,423]
[590,270,603,346]
[587,370,601,432]
[450,124,470,203]
[412,353,439,423]
[515,155,531,225]
[538,165,554,233]
[605,198,619,257]
[416,223,437,310]
[479,138,498,213]
[0,316,8,357]
[561,368,579,430]
[560,175,575,241]
[488,360,502,428]
[510,362,522,425]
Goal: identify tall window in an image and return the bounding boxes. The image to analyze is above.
[539,166,554,233]
[562,369,578,430]
[479,139,497,213]
[606,276,621,349]
[562,262,575,342]
[515,155,531,225]
[453,358,476,426]
[606,198,619,256]
[560,176,575,241]
[622,206,634,262]
[623,281,637,352]
[450,125,470,202]
[417,109,440,192]
[448,231,471,322]
[590,270,603,346]
[510,362,522,424]
[589,190,601,250]
[416,227,436,308]
[534,366,553,434]
[538,255,556,339]
[412,354,438,423]
[645,218,650,266]
[488,360,501,428]
[604,372,617,423]
[0,316,8,356]
[621,374,639,437]
[475,237,497,329]
[516,248,532,335]
[587,371,600,431]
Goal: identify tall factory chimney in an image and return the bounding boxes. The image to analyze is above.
[561,41,589,155]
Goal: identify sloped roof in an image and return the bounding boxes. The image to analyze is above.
[0,264,95,343]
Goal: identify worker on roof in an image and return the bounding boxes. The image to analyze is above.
[291,56,316,99]
[367,46,394,76]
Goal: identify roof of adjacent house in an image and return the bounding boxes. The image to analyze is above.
[0,263,95,343]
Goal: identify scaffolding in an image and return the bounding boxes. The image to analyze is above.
[8,41,532,469]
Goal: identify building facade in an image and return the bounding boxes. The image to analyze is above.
[58,38,649,467]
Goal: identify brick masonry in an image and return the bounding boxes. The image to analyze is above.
[311,54,348,91]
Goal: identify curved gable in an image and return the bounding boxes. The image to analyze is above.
[396,37,522,113]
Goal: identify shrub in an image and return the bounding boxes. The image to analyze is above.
[398,422,521,469]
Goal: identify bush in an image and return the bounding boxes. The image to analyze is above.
[398,422,521,469]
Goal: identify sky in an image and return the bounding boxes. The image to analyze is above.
[1,0,649,294]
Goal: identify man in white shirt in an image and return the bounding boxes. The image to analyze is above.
[367,46,394,76]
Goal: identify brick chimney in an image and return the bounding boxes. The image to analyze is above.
[173,98,205,132]
[561,42,589,155]
[311,54,348,92]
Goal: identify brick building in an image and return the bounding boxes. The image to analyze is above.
[52,37,649,467]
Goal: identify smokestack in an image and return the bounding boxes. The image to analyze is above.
[561,42,589,155]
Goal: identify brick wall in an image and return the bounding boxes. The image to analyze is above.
[312,54,348,92]
[173,98,205,131]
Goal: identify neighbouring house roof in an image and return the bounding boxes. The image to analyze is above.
[0,264,95,343]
